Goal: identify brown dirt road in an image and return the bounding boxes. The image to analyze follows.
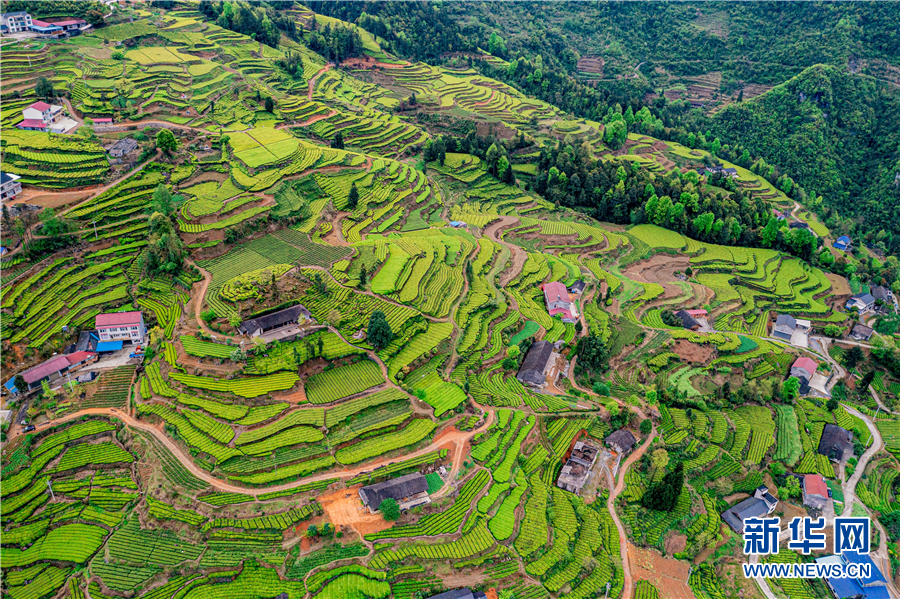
[24,404,495,499]
[307,64,333,100]
[607,425,657,599]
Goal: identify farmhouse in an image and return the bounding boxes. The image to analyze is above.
[238,304,312,338]
[814,552,890,599]
[790,357,817,383]
[846,293,876,312]
[1,172,22,202]
[772,314,797,340]
[605,429,636,453]
[568,280,587,295]
[818,424,853,462]
[833,236,852,252]
[674,310,700,330]
[871,285,891,303]
[96,311,146,344]
[721,486,779,533]
[803,474,829,510]
[789,221,809,230]
[359,473,429,514]
[516,340,554,388]
[851,324,874,341]
[46,18,90,34]
[704,165,739,179]
[107,138,139,159]
[29,19,65,38]
[543,281,577,323]
[556,441,600,494]
[1,11,32,33]
[4,351,97,394]
[17,101,77,134]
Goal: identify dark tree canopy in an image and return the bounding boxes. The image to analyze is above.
[642,462,684,511]
[367,311,393,349]
[379,498,400,521]
[156,129,177,155]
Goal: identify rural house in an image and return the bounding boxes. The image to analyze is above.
[556,441,600,495]
[790,357,817,383]
[96,311,145,344]
[818,424,853,462]
[543,281,577,323]
[846,293,876,312]
[4,351,97,394]
[871,285,891,303]
[1,172,22,202]
[107,138,139,159]
[721,486,778,533]
[0,11,32,33]
[674,310,700,330]
[605,429,637,454]
[851,323,874,341]
[516,340,554,388]
[802,474,829,510]
[815,552,890,599]
[359,473,429,514]
[568,280,587,295]
[772,314,797,340]
[238,304,312,338]
[833,236,852,252]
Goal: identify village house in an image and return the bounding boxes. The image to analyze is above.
[846,293,876,312]
[556,441,600,495]
[516,340,554,389]
[802,474,830,510]
[4,351,97,394]
[1,11,31,32]
[359,473,429,514]
[871,285,891,304]
[818,424,854,463]
[96,311,146,344]
[238,304,312,338]
[46,18,90,35]
[833,236,852,252]
[17,101,77,133]
[850,323,874,342]
[543,281,578,323]
[605,429,637,454]
[568,280,587,295]
[426,589,488,599]
[790,357,817,382]
[721,486,779,533]
[674,309,700,330]
[107,138,140,159]
[815,552,890,599]
[1,172,22,202]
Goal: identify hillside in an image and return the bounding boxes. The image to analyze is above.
[710,64,900,240]
[0,4,899,599]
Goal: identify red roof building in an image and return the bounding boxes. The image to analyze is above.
[96,311,146,343]
[29,101,52,111]
[543,281,577,323]
[686,309,708,317]
[803,474,829,509]
[791,357,818,382]
[17,118,47,130]
[65,351,97,366]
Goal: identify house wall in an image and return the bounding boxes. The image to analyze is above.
[97,320,144,341]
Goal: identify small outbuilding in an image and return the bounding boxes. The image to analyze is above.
[674,310,700,330]
[238,304,311,338]
[818,424,853,462]
[107,138,139,158]
[605,429,637,454]
[773,314,797,341]
[850,324,874,341]
[568,280,587,295]
[516,340,554,388]
[833,236,851,252]
[359,473,429,514]
[556,441,600,495]
[803,474,829,510]
[846,293,876,312]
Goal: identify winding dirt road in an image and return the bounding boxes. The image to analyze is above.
[29,405,494,499]
[607,425,657,599]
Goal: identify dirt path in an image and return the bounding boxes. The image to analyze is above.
[482,215,527,286]
[26,405,494,497]
[607,425,657,599]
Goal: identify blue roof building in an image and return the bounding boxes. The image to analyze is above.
[834,236,851,252]
[815,552,890,599]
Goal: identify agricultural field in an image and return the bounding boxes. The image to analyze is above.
[2,4,899,599]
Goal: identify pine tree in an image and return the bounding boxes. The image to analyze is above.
[347,183,359,210]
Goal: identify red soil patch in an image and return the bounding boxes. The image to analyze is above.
[628,543,697,599]
[623,254,691,285]
[672,340,716,364]
[317,484,393,538]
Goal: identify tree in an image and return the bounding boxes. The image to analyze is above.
[35,77,55,99]
[367,310,393,350]
[379,498,400,521]
[156,129,177,155]
[201,310,217,324]
[149,184,178,216]
[858,371,875,393]
[506,345,520,359]
[642,462,683,511]
[229,347,246,362]
[781,476,802,500]
[826,397,839,411]
[306,524,318,538]
[592,381,609,396]
[640,419,652,434]
[823,324,844,337]
[661,310,681,327]
[576,336,608,374]
[845,346,865,369]
[332,131,344,150]
[782,377,801,403]
[358,264,367,287]
[264,96,274,112]
[14,375,28,395]
[347,183,359,210]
